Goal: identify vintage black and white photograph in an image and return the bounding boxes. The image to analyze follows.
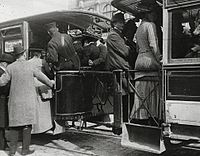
[0,0,200,156]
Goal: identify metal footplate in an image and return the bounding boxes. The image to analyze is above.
[121,123,166,154]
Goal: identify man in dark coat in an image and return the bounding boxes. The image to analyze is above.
[106,13,132,124]
[106,12,130,71]
[45,22,80,70]
[0,53,14,150]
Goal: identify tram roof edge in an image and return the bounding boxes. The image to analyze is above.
[0,10,111,31]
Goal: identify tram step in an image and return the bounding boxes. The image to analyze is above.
[121,123,166,154]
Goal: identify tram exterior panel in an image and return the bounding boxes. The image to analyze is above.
[163,0,200,139]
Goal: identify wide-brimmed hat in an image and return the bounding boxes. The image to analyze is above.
[45,22,57,31]
[111,12,125,23]
[0,53,15,63]
[13,45,26,55]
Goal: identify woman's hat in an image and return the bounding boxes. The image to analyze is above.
[0,53,15,63]
[13,45,26,55]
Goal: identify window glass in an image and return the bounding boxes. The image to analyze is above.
[0,26,22,37]
[171,6,200,59]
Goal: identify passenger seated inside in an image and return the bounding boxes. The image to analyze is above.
[81,34,107,71]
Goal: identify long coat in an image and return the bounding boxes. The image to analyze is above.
[0,67,9,128]
[0,58,53,127]
[28,57,53,134]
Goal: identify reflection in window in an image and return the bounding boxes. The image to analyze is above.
[171,6,200,59]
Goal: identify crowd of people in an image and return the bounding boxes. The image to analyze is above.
[0,5,163,155]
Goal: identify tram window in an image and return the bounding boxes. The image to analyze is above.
[171,6,200,60]
[0,26,22,37]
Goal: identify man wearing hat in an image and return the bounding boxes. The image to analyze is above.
[106,12,130,70]
[45,22,80,70]
[106,13,131,125]
[0,44,54,156]
[0,53,14,150]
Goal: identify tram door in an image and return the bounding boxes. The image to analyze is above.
[0,21,29,56]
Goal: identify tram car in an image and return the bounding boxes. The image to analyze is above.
[0,10,127,134]
[111,0,200,154]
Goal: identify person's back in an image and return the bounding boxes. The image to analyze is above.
[7,61,39,124]
[45,22,80,70]
[0,45,54,156]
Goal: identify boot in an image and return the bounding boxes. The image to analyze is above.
[21,125,35,155]
[9,129,19,156]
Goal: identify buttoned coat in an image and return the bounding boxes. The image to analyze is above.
[0,58,53,127]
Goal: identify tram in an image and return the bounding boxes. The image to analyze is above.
[111,0,200,154]
[0,10,128,134]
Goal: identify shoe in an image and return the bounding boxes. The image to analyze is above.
[21,149,35,155]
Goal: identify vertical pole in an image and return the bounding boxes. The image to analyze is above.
[113,70,123,135]
[126,70,131,123]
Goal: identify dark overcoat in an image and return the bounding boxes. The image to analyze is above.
[46,31,80,70]
[0,67,9,128]
[106,29,130,70]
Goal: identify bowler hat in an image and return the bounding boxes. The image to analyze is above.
[111,12,125,23]
[45,22,57,31]
[0,53,15,63]
[13,45,26,55]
